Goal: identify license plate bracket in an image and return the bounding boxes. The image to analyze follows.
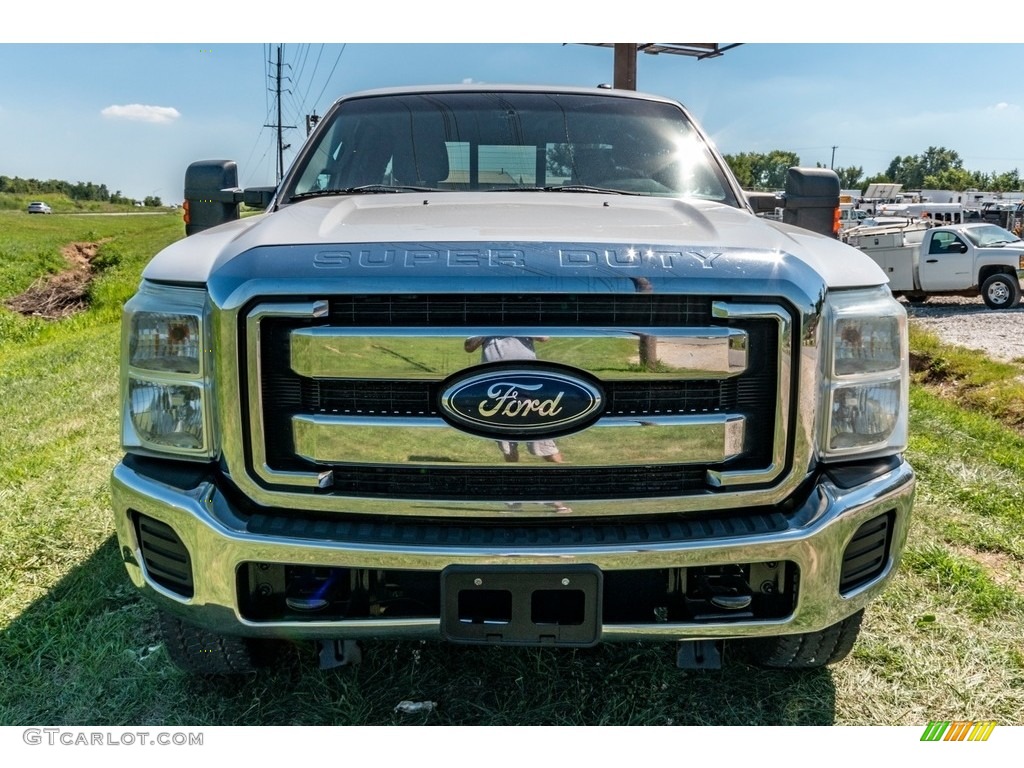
[441,565,602,647]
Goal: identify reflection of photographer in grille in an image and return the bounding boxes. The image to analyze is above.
[463,336,565,464]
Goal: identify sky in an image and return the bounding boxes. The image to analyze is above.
[6,5,1024,203]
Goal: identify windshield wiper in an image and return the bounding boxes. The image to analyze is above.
[486,184,629,195]
[290,184,439,201]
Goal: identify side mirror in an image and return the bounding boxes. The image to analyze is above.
[781,167,841,239]
[745,191,782,215]
[244,187,276,209]
[183,160,240,236]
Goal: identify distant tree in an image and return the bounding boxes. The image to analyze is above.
[834,165,864,189]
[143,196,162,207]
[723,152,756,188]
[812,162,862,189]
[886,147,964,189]
[885,155,921,188]
[924,168,976,191]
[723,150,800,190]
[757,150,801,189]
[0,173,128,201]
[920,147,964,178]
[67,180,111,201]
[988,169,1021,192]
[962,170,990,190]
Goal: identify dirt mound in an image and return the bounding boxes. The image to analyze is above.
[5,242,100,319]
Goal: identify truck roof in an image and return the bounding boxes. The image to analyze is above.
[327,83,682,108]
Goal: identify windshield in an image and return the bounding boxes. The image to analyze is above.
[962,224,1022,247]
[285,91,738,204]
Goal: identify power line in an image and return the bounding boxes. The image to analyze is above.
[311,44,346,113]
[295,44,325,117]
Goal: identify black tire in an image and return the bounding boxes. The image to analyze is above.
[159,611,268,675]
[903,292,928,304]
[740,609,864,669]
[980,273,1021,310]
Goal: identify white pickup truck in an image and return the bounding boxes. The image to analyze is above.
[846,221,1024,309]
[111,84,915,675]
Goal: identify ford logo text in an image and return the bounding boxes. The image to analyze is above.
[440,366,604,439]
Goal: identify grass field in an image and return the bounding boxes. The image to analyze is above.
[0,207,1022,726]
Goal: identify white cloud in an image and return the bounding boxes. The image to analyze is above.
[101,104,181,124]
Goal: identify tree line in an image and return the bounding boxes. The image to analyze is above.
[0,175,161,206]
[723,146,1021,193]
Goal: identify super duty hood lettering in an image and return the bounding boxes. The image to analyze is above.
[310,247,724,270]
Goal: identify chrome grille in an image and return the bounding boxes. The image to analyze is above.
[242,294,791,507]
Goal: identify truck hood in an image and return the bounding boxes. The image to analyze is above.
[146,192,887,290]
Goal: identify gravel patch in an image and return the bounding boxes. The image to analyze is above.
[902,296,1024,362]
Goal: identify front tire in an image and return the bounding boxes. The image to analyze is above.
[159,611,274,675]
[980,273,1021,310]
[740,609,864,669]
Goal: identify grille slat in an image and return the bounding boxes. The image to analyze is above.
[327,295,712,327]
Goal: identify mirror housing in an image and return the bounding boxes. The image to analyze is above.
[183,160,240,236]
[781,167,841,239]
[183,161,277,236]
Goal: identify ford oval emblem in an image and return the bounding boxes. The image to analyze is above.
[440,364,604,439]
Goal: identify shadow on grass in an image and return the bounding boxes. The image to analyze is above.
[0,537,836,726]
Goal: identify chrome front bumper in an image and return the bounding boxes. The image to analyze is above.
[111,456,915,642]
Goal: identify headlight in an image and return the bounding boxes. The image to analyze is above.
[129,312,201,374]
[821,287,908,459]
[128,380,207,450]
[121,283,215,459]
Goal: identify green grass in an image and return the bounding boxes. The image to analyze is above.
[0,209,182,347]
[1,212,1023,725]
[909,323,1024,429]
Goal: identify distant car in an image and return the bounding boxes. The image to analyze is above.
[27,202,52,214]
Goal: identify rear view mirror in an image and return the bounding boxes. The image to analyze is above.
[782,168,841,238]
[183,160,240,236]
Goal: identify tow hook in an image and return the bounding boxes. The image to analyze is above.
[318,639,362,670]
[676,639,722,670]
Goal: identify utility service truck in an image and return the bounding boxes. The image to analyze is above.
[111,84,914,675]
[845,220,1024,309]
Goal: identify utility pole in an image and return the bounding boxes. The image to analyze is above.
[265,45,296,184]
[613,43,638,90]
[831,146,838,170]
